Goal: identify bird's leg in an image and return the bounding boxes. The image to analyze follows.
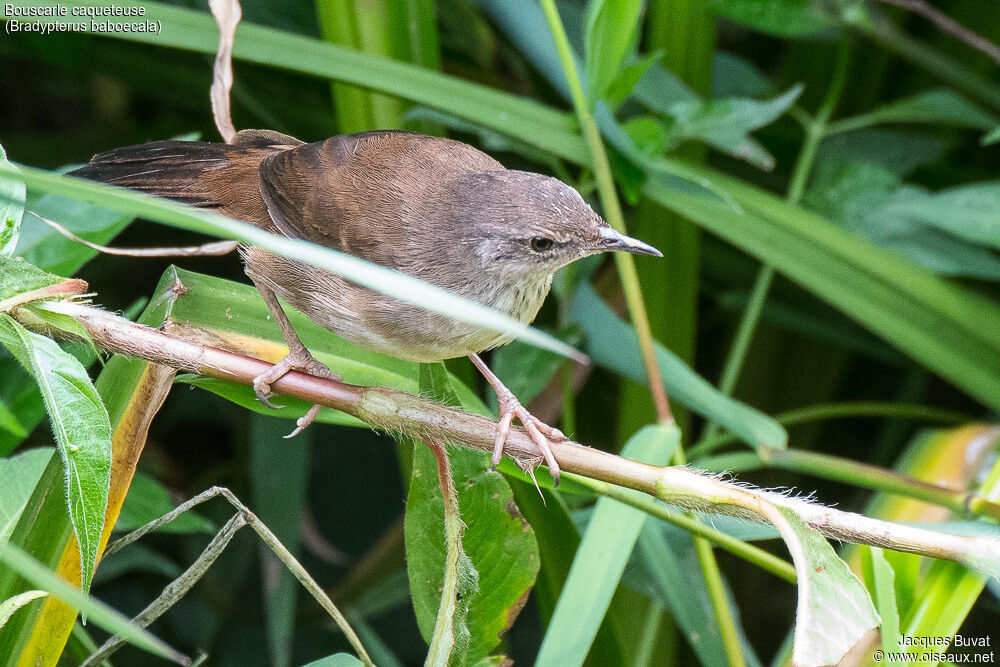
[468,353,565,485]
[250,277,341,438]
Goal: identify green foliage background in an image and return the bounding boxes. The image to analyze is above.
[1,0,999,665]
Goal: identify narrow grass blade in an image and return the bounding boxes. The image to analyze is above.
[0,540,188,664]
[535,424,677,667]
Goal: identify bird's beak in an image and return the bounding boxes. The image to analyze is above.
[597,226,663,257]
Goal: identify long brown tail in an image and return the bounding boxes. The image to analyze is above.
[69,140,229,209]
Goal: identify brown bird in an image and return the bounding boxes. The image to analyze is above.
[71,129,661,483]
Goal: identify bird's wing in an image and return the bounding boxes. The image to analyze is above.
[257,130,503,260]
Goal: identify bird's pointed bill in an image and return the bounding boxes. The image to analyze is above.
[597,227,663,257]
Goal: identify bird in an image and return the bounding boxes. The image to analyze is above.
[71,128,661,483]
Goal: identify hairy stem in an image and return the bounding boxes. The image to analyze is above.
[17,300,1000,570]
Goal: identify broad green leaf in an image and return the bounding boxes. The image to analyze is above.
[0,448,55,542]
[623,117,670,156]
[983,126,1000,145]
[712,51,775,98]
[875,182,1000,251]
[665,84,803,170]
[0,163,584,364]
[22,302,100,361]
[250,413,310,667]
[773,507,879,666]
[0,539,187,664]
[405,363,539,665]
[584,0,643,105]
[816,128,951,178]
[535,425,677,667]
[835,88,999,133]
[0,144,24,257]
[0,591,47,630]
[808,164,1000,279]
[0,313,175,662]
[570,284,787,450]
[115,472,214,535]
[707,0,838,38]
[0,314,111,595]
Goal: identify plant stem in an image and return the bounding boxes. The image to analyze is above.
[539,0,672,425]
[569,474,796,583]
[18,301,1000,569]
[703,39,851,441]
[537,4,753,660]
[424,439,464,665]
[689,400,969,458]
[695,447,1000,522]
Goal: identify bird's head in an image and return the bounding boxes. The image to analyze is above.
[446,170,661,282]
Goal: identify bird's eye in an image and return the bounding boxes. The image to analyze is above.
[530,237,555,252]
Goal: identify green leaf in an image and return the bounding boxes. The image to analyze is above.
[584,0,643,104]
[712,51,776,98]
[535,425,677,667]
[623,116,670,156]
[0,255,85,309]
[644,176,1000,415]
[707,0,838,38]
[302,655,364,667]
[145,266,475,423]
[861,547,900,655]
[16,189,134,276]
[405,364,539,665]
[0,448,55,542]
[409,365,479,666]
[22,303,100,362]
[0,163,584,364]
[0,398,27,439]
[570,284,787,450]
[0,591,47,630]
[808,164,1000,279]
[0,539,187,664]
[490,326,581,406]
[665,85,803,170]
[773,507,879,666]
[0,314,111,595]
[983,126,1000,145]
[605,51,661,109]
[874,182,1000,252]
[835,88,999,133]
[115,472,214,535]
[0,144,24,257]
[630,523,761,666]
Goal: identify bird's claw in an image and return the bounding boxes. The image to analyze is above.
[491,390,565,486]
[250,350,341,438]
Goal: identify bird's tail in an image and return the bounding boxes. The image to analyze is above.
[68,139,229,209]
